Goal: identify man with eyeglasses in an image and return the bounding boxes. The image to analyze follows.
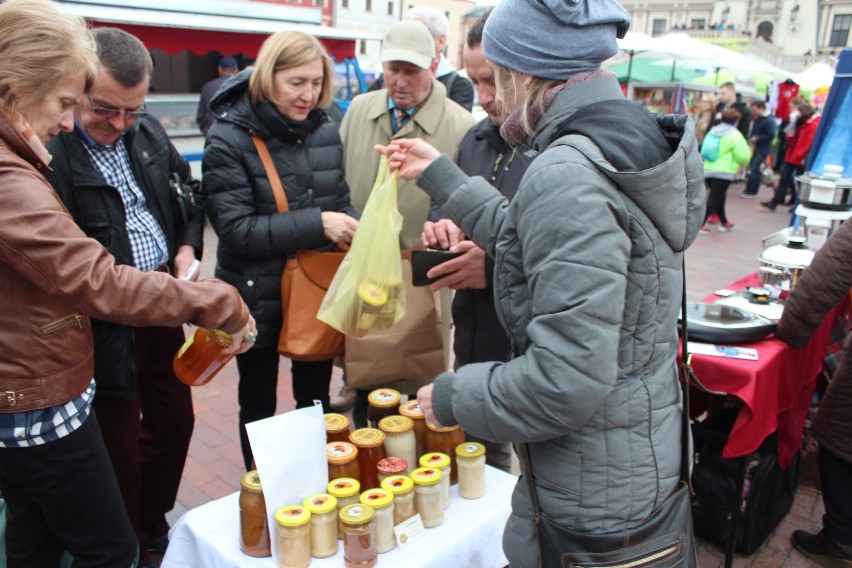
[45,28,202,568]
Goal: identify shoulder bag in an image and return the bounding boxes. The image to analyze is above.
[251,134,346,362]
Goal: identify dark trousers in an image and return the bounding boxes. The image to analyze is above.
[0,414,138,568]
[704,178,733,225]
[770,162,803,206]
[743,149,768,195]
[820,447,852,546]
[236,346,333,470]
[93,325,192,565]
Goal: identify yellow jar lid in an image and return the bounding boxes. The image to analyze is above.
[425,421,461,432]
[419,452,450,469]
[211,329,233,345]
[358,283,388,307]
[378,415,413,434]
[326,441,358,464]
[456,442,486,458]
[303,493,338,515]
[325,413,350,433]
[339,503,375,525]
[240,470,263,493]
[327,477,361,498]
[349,427,386,448]
[367,388,401,408]
[398,400,424,419]
[410,467,442,486]
[359,488,394,509]
[381,475,414,495]
[275,505,311,527]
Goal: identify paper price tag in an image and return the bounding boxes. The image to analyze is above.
[393,513,426,549]
[688,342,759,361]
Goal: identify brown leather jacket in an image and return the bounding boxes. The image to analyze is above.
[0,114,249,413]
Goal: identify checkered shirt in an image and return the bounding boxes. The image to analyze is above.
[0,380,96,448]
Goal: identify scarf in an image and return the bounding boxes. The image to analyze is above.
[1,107,52,165]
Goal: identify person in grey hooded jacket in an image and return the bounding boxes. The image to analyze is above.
[378,0,705,565]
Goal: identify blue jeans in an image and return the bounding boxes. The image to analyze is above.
[743,150,768,195]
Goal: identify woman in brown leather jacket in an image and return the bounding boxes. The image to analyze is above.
[0,1,256,566]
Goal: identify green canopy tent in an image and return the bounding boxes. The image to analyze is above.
[605,57,706,84]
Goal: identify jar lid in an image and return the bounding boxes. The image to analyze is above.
[377,457,408,475]
[358,283,389,307]
[327,477,361,498]
[339,503,375,525]
[324,413,350,433]
[456,442,486,458]
[349,427,386,448]
[367,388,401,408]
[326,441,358,464]
[211,329,232,345]
[425,421,461,433]
[381,475,414,495]
[275,505,311,527]
[410,466,442,486]
[359,488,394,509]
[378,415,414,434]
[398,399,424,419]
[419,452,450,469]
[303,493,338,515]
[240,470,263,493]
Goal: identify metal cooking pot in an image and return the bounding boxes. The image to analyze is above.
[796,174,852,211]
[757,236,815,290]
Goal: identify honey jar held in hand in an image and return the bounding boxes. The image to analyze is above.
[173,328,234,387]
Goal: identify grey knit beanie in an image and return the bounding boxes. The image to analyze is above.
[483,0,631,80]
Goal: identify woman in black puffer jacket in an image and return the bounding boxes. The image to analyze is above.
[203,31,359,470]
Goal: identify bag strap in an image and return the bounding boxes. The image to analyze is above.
[251,134,290,213]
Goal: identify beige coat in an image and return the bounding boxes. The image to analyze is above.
[339,80,475,248]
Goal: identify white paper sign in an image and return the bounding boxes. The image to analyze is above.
[393,513,427,549]
[688,342,759,361]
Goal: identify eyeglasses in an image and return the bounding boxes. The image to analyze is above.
[87,94,148,120]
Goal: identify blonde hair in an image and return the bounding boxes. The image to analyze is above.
[0,0,98,114]
[494,63,560,136]
[248,31,334,109]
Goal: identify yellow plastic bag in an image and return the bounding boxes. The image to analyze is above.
[318,156,405,337]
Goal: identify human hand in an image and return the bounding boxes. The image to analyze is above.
[416,383,444,428]
[421,219,464,250]
[321,212,359,244]
[375,138,441,180]
[173,245,200,281]
[428,241,487,292]
[226,315,258,355]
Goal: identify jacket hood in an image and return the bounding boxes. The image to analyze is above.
[533,75,705,252]
[208,69,263,134]
[709,122,738,137]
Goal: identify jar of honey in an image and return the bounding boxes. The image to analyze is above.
[424,422,464,484]
[419,452,451,510]
[325,413,352,444]
[455,442,487,499]
[376,457,408,482]
[274,505,311,568]
[410,467,444,528]
[359,488,395,553]
[339,504,377,568]
[381,475,416,525]
[239,470,271,557]
[327,477,360,540]
[367,389,401,428]
[349,428,386,490]
[378,415,417,474]
[357,283,388,333]
[327,441,360,484]
[398,399,427,458]
[303,493,338,558]
[173,328,233,387]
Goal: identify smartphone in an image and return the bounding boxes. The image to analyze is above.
[411,249,462,286]
[182,259,201,281]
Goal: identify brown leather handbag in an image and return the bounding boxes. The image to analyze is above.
[251,135,346,362]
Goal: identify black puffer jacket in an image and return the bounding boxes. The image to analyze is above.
[203,70,358,349]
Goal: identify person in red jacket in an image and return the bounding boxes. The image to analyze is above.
[761,103,820,211]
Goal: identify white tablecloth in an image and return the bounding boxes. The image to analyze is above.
[161,466,516,567]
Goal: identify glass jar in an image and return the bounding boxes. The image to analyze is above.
[376,457,408,482]
[367,389,401,428]
[325,413,352,444]
[327,477,360,540]
[274,505,311,568]
[357,283,388,333]
[424,422,464,484]
[398,399,427,458]
[410,467,444,528]
[327,441,360,484]
[456,442,487,499]
[339,504,377,568]
[303,493,339,558]
[173,328,233,387]
[419,452,451,510]
[381,475,416,525]
[378,415,417,474]
[239,470,271,557]
[359,488,395,553]
[349,428,386,490]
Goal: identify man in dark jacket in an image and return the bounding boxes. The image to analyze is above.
[716,81,751,139]
[196,56,239,135]
[46,28,203,568]
[421,10,533,472]
[740,100,777,198]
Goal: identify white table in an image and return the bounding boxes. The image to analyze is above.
[161,466,516,567]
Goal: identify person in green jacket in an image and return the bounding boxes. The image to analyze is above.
[699,108,752,233]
